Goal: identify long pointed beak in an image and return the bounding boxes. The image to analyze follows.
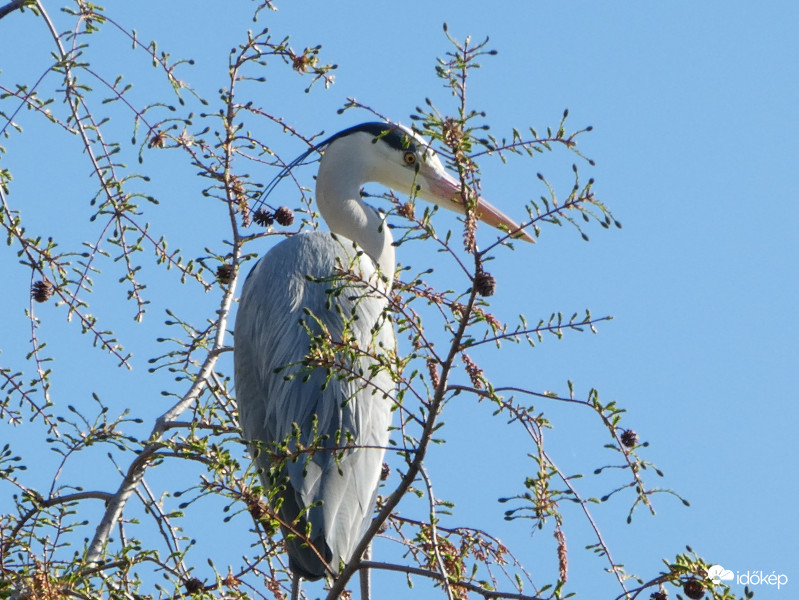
[423,168,535,243]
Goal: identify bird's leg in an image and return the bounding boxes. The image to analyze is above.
[359,544,372,600]
[290,573,302,600]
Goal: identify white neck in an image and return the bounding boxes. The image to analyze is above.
[315,137,396,282]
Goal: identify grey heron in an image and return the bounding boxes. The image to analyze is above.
[234,122,531,599]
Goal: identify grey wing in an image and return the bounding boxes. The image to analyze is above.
[233,232,396,576]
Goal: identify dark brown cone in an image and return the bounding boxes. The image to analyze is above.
[31,280,55,303]
[683,579,705,600]
[253,208,274,227]
[621,429,639,448]
[216,264,234,285]
[474,271,496,297]
[274,206,295,226]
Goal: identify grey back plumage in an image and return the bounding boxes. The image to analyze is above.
[234,231,395,580]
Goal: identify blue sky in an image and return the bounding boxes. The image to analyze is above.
[2,1,798,599]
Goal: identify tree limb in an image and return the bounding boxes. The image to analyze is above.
[325,288,481,599]
[0,0,26,20]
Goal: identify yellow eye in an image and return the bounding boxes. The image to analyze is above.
[403,151,417,166]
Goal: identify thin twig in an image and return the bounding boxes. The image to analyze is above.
[420,466,457,600]
[361,561,546,600]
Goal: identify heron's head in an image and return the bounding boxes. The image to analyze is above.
[320,122,533,243]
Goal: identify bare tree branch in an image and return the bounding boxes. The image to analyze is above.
[0,0,26,21]
[361,561,546,600]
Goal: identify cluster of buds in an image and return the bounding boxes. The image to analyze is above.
[230,176,247,204]
[554,526,568,583]
[396,201,415,220]
[442,117,464,149]
[291,45,321,73]
[426,358,440,389]
[231,180,250,227]
[221,572,240,589]
[462,191,478,253]
[148,129,168,149]
[442,116,478,175]
[22,564,62,600]
[265,577,283,598]
[418,528,468,600]
[461,352,484,390]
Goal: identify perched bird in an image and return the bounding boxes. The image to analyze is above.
[234,122,530,598]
